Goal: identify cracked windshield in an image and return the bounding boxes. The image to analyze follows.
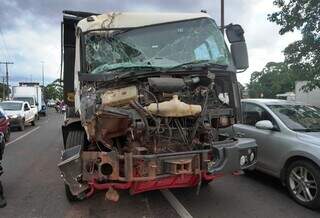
[84,18,231,74]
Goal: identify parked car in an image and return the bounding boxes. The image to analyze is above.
[234,99,320,209]
[47,100,56,107]
[0,101,36,131]
[0,108,10,142]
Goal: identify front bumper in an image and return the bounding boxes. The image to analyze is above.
[9,117,23,127]
[58,138,257,197]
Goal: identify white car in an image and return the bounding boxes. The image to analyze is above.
[0,101,37,131]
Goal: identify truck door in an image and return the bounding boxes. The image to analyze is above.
[62,11,99,107]
[24,103,32,122]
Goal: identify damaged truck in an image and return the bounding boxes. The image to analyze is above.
[59,10,257,202]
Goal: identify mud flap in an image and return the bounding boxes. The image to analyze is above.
[58,145,89,196]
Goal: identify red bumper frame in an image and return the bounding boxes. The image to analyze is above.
[86,172,223,198]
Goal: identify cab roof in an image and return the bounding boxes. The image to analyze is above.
[77,12,212,32]
[1,100,25,104]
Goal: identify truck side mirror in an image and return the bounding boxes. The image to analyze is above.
[226,24,249,70]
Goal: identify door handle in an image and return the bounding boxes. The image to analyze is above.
[236,132,246,137]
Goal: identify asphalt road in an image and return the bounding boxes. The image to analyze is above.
[1,109,320,218]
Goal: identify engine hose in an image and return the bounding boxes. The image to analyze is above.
[191,89,209,141]
[129,101,150,138]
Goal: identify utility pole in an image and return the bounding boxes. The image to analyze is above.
[0,61,14,100]
[41,61,45,87]
[2,76,5,100]
[221,0,225,36]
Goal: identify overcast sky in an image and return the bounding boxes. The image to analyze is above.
[0,0,300,86]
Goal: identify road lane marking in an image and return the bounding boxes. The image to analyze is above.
[6,126,40,147]
[160,189,193,218]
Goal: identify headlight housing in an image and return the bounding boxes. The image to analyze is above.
[10,114,18,119]
[239,148,256,167]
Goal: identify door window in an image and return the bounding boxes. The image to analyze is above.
[24,104,30,111]
[242,102,278,128]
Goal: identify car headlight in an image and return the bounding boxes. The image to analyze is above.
[240,155,246,166]
[10,114,18,119]
[249,152,255,162]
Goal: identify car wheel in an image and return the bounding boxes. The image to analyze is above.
[201,179,213,186]
[4,128,10,142]
[64,130,86,202]
[286,160,320,209]
[19,119,25,131]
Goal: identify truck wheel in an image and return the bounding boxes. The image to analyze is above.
[64,130,85,202]
[31,117,36,126]
[286,160,320,209]
[19,119,25,131]
[65,130,85,149]
[65,184,80,202]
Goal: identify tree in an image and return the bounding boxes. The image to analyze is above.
[43,79,63,101]
[247,62,308,98]
[268,0,320,90]
[0,83,10,100]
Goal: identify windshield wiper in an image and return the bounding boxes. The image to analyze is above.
[169,60,228,71]
[108,65,163,72]
[104,65,165,81]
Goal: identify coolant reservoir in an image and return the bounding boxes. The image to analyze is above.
[145,95,202,117]
[101,86,138,107]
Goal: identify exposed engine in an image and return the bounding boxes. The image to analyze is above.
[80,71,235,155]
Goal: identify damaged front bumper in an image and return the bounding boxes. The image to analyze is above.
[58,138,256,198]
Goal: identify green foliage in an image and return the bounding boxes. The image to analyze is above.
[247,62,308,98]
[43,79,63,101]
[268,0,320,90]
[0,83,10,100]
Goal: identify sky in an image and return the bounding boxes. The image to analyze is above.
[0,0,301,86]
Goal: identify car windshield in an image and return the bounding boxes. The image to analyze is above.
[268,104,320,131]
[13,97,34,105]
[0,102,22,111]
[84,18,232,74]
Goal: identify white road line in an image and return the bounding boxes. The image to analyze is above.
[6,126,40,147]
[160,189,193,218]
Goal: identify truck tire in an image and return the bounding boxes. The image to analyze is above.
[31,117,36,126]
[19,119,25,131]
[65,130,85,149]
[64,130,85,202]
[66,107,76,118]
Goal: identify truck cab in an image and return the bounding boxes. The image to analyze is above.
[12,82,45,118]
[59,11,257,201]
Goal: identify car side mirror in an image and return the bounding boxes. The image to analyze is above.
[24,107,29,111]
[226,24,249,70]
[255,120,274,130]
